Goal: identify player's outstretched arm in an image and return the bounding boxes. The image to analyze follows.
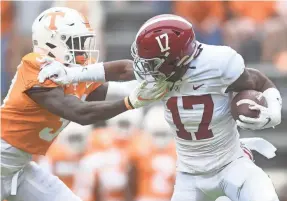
[25,81,168,125]
[38,59,135,85]
[26,87,128,125]
[104,60,135,81]
[226,68,282,130]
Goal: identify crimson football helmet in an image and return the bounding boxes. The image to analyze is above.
[131,14,199,82]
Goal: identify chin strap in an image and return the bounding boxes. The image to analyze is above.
[177,42,201,67]
[168,43,203,91]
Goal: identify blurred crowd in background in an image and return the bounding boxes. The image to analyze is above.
[33,105,177,201]
[1,1,287,201]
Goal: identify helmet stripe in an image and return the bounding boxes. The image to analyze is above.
[136,15,192,38]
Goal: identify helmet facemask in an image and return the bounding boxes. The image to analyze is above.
[131,41,198,84]
[132,42,166,82]
[62,33,99,65]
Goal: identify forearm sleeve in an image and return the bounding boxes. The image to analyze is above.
[106,80,139,100]
[69,62,106,83]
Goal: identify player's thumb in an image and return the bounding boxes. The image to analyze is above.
[139,80,148,89]
[38,69,49,83]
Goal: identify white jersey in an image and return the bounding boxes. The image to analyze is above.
[162,43,246,174]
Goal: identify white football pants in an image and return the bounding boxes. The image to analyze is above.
[171,157,279,201]
[1,139,82,201]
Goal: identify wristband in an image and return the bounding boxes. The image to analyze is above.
[124,97,134,110]
[106,81,138,100]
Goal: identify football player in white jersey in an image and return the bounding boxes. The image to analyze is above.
[38,14,282,201]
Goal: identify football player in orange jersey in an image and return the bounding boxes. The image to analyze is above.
[73,109,144,201]
[128,106,176,201]
[0,7,168,201]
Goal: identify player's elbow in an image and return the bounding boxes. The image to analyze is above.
[72,115,99,126]
[72,107,101,125]
[73,118,91,126]
[65,114,89,125]
[72,113,94,125]
[246,68,272,90]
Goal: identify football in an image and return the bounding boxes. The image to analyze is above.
[231,90,267,121]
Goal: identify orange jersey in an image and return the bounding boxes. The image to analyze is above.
[1,53,101,155]
[130,134,176,201]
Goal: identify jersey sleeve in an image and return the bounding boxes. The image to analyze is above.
[20,53,59,91]
[220,48,245,91]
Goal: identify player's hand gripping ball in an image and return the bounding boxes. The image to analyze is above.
[231,90,267,122]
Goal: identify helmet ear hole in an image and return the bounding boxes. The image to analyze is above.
[64,55,71,62]
[61,35,67,41]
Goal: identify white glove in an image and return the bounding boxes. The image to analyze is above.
[125,81,168,109]
[236,103,272,130]
[38,61,105,85]
[236,88,282,130]
[38,60,73,85]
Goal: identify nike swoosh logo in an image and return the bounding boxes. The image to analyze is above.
[138,96,153,101]
[262,117,271,128]
[138,89,168,101]
[193,84,204,90]
[86,83,93,89]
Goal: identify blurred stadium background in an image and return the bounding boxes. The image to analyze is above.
[1,1,287,201]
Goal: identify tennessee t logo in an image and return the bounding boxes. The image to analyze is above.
[47,12,65,30]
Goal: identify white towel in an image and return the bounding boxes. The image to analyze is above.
[240,137,277,159]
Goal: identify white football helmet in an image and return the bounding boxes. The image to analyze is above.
[143,105,172,149]
[32,7,99,65]
[107,108,144,139]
